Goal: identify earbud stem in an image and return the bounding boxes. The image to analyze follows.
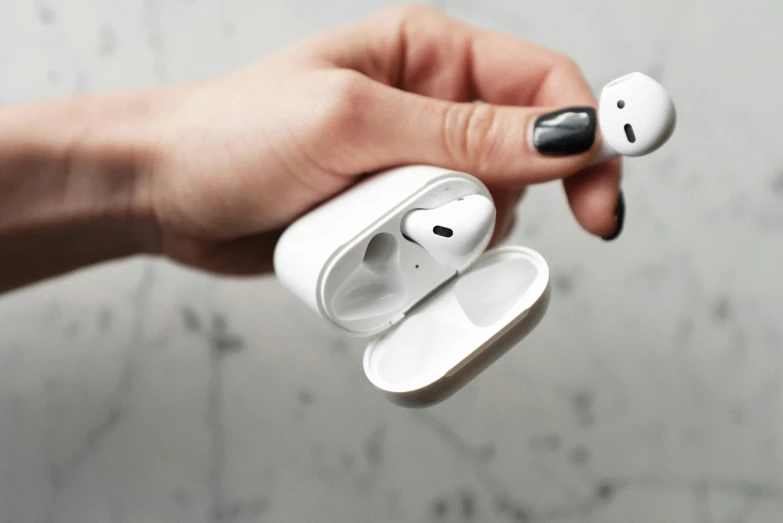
[589,139,618,166]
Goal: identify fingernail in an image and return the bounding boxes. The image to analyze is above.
[532,107,596,156]
[602,191,625,241]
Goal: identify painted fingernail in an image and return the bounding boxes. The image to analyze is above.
[532,107,596,156]
[602,191,625,241]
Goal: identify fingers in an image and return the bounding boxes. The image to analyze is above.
[418,7,622,240]
[344,81,600,186]
[316,4,595,107]
[470,27,624,239]
[520,59,623,239]
[311,4,622,238]
[562,159,623,239]
[487,186,525,246]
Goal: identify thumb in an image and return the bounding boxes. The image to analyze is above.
[364,83,601,185]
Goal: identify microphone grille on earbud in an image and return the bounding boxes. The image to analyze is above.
[433,226,453,238]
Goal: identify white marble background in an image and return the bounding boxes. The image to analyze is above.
[1,0,782,522]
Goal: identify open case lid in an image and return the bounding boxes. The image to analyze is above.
[363,245,550,407]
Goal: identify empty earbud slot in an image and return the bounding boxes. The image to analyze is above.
[363,231,398,273]
[455,257,539,327]
[370,315,470,385]
[330,233,408,322]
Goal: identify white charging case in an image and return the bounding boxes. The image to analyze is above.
[273,165,550,407]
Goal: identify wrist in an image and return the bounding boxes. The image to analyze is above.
[70,95,162,258]
[67,90,168,257]
[0,89,175,291]
[4,90,172,244]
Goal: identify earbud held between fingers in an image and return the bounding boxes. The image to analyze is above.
[589,72,676,166]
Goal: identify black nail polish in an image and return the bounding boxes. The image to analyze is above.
[603,191,625,241]
[533,107,596,156]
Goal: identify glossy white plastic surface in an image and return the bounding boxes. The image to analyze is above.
[363,246,550,406]
[593,72,676,163]
[320,176,493,334]
[273,165,495,336]
[274,166,453,316]
[401,194,496,272]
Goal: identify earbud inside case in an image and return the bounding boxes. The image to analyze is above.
[273,165,550,406]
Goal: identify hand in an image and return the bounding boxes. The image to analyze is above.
[138,4,622,276]
[0,4,623,293]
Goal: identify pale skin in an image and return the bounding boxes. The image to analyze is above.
[0,5,621,295]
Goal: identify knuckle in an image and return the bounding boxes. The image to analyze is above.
[442,103,502,175]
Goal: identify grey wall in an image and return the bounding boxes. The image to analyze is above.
[1,1,782,522]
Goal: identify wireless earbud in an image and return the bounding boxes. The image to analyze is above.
[401,194,495,271]
[590,72,676,164]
